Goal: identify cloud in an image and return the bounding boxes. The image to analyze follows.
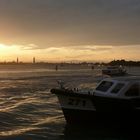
[19,44,40,50]
[0,43,40,51]
[70,45,113,51]
[0,0,140,48]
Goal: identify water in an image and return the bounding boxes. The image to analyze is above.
[0,64,139,140]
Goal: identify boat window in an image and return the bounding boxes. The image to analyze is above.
[125,84,139,97]
[111,83,125,94]
[96,81,113,92]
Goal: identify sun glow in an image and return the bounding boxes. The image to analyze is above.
[0,44,31,62]
[0,44,19,53]
[0,44,21,59]
[0,44,9,52]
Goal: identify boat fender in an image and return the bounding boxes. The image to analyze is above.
[50,88,56,94]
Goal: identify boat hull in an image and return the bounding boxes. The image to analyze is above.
[102,70,126,76]
[62,108,98,124]
[51,88,140,124]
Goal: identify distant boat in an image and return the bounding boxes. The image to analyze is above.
[102,65,127,76]
[51,76,140,124]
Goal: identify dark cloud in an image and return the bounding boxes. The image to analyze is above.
[0,0,140,48]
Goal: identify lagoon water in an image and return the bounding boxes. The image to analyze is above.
[0,64,139,140]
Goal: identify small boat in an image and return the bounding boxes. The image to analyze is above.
[51,76,140,124]
[102,65,127,76]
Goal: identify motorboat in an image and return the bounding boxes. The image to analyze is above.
[102,65,127,76]
[51,76,140,124]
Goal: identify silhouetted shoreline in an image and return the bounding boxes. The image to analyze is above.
[0,59,140,66]
[108,60,140,66]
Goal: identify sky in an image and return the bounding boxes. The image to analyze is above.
[0,0,140,62]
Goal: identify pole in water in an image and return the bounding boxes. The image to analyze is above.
[55,65,58,71]
[91,65,94,70]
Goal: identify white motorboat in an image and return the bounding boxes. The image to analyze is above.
[102,66,127,76]
[51,76,140,124]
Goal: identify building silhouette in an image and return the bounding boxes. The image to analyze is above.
[17,57,19,63]
[33,57,36,64]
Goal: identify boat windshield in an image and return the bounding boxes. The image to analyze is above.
[125,84,139,97]
[111,83,125,94]
[96,81,113,92]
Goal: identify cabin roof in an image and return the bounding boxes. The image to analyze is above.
[106,76,140,82]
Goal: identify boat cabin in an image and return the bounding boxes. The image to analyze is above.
[94,76,140,98]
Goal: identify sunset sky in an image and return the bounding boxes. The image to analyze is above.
[0,0,140,62]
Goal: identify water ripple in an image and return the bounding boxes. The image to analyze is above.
[0,67,139,139]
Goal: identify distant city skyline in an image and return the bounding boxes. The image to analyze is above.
[0,0,140,62]
[0,44,139,62]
